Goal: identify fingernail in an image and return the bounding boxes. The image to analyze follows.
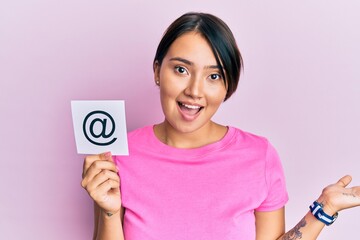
[104,152,111,157]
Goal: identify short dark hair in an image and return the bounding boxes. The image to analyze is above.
[153,12,243,101]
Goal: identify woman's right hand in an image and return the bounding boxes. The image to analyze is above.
[81,152,121,215]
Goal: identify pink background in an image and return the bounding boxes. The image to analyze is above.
[1,1,360,239]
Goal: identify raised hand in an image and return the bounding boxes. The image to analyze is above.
[81,152,121,215]
[317,175,360,215]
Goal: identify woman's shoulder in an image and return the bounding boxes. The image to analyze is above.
[127,125,153,138]
[227,126,280,162]
[228,126,270,145]
[125,125,158,148]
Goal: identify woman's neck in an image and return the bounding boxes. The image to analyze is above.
[153,120,228,149]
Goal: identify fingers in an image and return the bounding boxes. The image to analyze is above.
[85,169,120,193]
[95,178,121,198]
[81,152,121,213]
[81,152,118,190]
[88,177,121,208]
[81,160,118,188]
[336,175,352,187]
[82,152,114,177]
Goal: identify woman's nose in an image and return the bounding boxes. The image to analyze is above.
[184,75,204,99]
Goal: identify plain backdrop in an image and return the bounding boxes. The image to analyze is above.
[1,0,359,239]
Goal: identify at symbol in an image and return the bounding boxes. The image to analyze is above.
[82,110,117,146]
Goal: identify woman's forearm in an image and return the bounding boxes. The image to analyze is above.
[96,208,124,240]
[93,202,124,240]
[278,211,327,240]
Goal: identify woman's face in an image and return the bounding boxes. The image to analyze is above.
[154,31,227,134]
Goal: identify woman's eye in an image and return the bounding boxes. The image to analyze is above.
[175,66,187,74]
[210,74,221,80]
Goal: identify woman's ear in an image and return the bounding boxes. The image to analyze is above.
[153,61,160,86]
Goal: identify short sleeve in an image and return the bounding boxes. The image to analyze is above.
[256,142,289,211]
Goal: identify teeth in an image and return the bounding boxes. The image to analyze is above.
[181,103,201,109]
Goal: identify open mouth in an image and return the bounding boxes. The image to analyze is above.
[177,101,204,116]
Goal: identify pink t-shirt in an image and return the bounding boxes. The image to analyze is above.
[115,126,288,240]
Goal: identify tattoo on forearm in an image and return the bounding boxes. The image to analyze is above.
[280,217,306,240]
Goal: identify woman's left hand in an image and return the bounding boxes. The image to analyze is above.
[317,175,360,216]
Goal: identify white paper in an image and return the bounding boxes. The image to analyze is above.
[71,100,128,155]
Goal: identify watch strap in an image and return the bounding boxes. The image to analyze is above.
[309,201,338,226]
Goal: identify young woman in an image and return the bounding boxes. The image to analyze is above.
[81,12,360,240]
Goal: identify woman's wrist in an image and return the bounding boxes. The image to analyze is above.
[309,200,338,226]
[316,197,337,216]
[100,208,121,219]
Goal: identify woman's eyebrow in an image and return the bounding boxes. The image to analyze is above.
[169,57,222,70]
[206,65,223,70]
[169,57,192,65]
